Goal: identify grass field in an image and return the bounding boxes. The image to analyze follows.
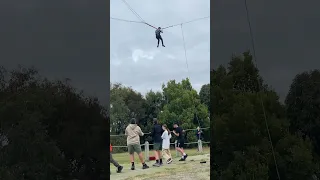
[110,147,210,180]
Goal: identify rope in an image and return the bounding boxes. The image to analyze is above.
[244,0,280,179]
[110,17,156,29]
[120,0,158,29]
[162,16,210,30]
[180,24,202,129]
[144,22,157,29]
[121,0,145,22]
[110,17,144,24]
[180,24,189,73]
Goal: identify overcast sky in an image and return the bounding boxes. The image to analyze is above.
[0,0,109,105]
[110,0,210,95]
[212,0,320,100]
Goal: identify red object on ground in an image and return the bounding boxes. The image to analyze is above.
[110,144,113,152]
[149,156,156,161]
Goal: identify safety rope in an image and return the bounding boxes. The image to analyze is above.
[180,24,201,129]
[163,16,210,30]
[110,17,144,24]
[118,0,209,31]
[244,0,281,179]
[180,24,190,73]
[121,0,145,23]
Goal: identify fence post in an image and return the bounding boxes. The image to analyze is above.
[145,141,149,161]
[198,139,203,153]
[175,140,178,157]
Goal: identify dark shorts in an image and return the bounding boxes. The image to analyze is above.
[177,140,185,148]
[128,144,142,154]
[154,143,162,151]
[156,35,162,40]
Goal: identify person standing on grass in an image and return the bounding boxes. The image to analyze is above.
[110,143,123,174]
[125,118,149,170]
[161,124,173,164]
[196,126,203,151]
[172,122,188,161]
[151,118,164,167]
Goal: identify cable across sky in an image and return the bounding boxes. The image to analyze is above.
[111,0,209,30]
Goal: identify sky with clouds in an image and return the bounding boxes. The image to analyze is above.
[110,0,210,95]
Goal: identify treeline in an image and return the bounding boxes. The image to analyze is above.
[0,66,210,179]
[212,51,320,180]
[0,67,109,179]
[110,79,210,152]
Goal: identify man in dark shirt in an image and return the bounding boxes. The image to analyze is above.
[151,118,164,166]
[172,122,188,161]
[155,27,165,48]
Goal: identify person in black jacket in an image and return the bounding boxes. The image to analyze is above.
[151,118,164,167]
[172,122,188,161]
[155,27,165,48]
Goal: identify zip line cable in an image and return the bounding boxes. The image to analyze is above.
[121,0,145,22]
[181,24,190,73]
[180,23,201,128]
[111,15,210,30]
[121,0,158,29]
[110,17,144,24]
[117,0,209,30]
[162,16,210,29]
[244,0,281,179]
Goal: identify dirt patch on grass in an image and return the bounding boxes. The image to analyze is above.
[110,154,210,180]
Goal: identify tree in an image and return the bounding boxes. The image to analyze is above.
[0,67,110,179]
[159,78,210,144]
[199,84,210,112]
[212,52,318,179]
[285,70,320,154]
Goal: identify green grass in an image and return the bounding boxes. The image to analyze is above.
[112,146,210,165]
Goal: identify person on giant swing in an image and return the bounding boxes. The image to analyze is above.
[155,27,165,48]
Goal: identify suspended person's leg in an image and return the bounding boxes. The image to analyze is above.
[160,37,165,47]
[110,153,123,173]
[156,37,160,47]
[134,144,149,169]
